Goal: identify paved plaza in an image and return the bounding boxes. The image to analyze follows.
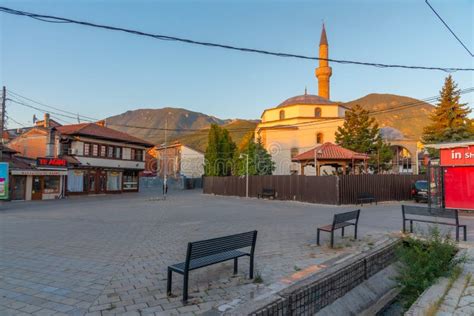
[1,190,473,316]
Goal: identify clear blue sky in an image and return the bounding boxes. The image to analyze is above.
[1,0,473,127]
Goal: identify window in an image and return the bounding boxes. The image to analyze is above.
[123,170,138,190]
[106,171,122,191]
[100,145,107,157]
[136,149,143,161]
[131,148,135,160]
[279,110,285,120]
[92,144,99,156]
[84,143,90,156]
[67,170,84,192]
[107,146,114,158]
[44,176,60,194]
[315,107,322,118]
[316,132,324,144]
[114,147,122,159]
[290,147,299,158]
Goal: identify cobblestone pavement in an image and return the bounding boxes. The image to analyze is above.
[1,190,474,315]
[438,247,474,315]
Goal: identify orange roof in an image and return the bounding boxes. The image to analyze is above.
[292,142,369,162]
[56,123,153,147]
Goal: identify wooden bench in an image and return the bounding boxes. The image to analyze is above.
[258,188,276,199]
[317,210,360,248]
[357,193,377,206]
[402,205,467,242]
[167,231,258,301]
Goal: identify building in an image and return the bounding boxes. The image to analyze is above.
[149,142,204,179]
[255,25,348,175]
[8,114,153,197]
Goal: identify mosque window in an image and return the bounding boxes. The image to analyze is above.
[316,133,324,144]
[314,107,322,118]
[279,110,285,120]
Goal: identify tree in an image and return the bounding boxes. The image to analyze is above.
[204,124,236,176]
[422,75,473,143]
[233,133,275,176]
[335,104,392,172]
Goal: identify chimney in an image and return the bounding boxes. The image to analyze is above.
[46,128,55,157]
[96,120,106,127]
[43,113,50,128]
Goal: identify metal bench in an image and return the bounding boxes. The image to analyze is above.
[258,188,276,199]
[317,210,360,248]
[167,231,258,301]
[357,193,377,206]
[402,205,467,242]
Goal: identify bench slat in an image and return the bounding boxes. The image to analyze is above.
[189,232,255,260]
[170,250,248,273]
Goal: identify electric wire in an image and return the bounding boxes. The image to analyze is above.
[0,5,472,72]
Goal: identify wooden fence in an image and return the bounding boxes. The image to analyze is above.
[203,174,427,205]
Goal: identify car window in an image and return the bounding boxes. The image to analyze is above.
[415,181,428,190]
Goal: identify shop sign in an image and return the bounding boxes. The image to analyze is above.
[11,170,67,176]
[0,162,9,200]
[37,158,68,168]
[440,146,474,166]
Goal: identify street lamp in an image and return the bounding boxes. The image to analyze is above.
[240,153,249,198]
[162,111,172,200]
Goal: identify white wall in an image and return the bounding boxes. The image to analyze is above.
[75,156,145,170]
[180,146,204,178]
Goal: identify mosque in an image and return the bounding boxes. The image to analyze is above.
[255,25,349,175]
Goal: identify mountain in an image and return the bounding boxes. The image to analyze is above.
[106,108,257,150]
[343,93,435,140]
[170,119,258,153]
[106,108,229,145]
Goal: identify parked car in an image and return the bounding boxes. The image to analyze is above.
[411,180,428,203]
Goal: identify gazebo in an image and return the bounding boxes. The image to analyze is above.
[292,142,369,175]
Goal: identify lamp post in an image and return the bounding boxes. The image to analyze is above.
[240,153,249,198]
[163,112,172,200]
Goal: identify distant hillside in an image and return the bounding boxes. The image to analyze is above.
[106,108,228,144]
[343,93,435,140]
[171,119,258,153]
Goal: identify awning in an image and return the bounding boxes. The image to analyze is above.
[11,169,68,176]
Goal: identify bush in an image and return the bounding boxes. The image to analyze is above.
[396,227,460,309]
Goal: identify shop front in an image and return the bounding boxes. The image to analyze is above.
[10,169,67,200]
[427,141,474,211]
[66,168,137,194]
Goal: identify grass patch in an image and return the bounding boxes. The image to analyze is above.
[253,271,264,284]
[396,227,463,310]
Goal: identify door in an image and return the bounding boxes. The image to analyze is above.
[32,176,43,200]
[87,172,96,193]
[11,176,26,200]
[98,171,106,193]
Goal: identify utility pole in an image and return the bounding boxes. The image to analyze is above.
[0,86,6,161]
[163,116,168,200]
[245,153,249,198]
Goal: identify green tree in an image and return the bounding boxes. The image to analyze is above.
[233,133,275,176]
[204,124,237,176]
[335,104,392,172]
[422,75,473,143]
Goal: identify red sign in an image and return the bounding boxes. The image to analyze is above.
[440,145,474,166]
[444,167,474,211]
[37,158,67,168]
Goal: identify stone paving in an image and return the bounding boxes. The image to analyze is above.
[1,190,474,315]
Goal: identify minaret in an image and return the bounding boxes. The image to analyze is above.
[315,24,332,100]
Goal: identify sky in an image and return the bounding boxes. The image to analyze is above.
[0,0,473,128]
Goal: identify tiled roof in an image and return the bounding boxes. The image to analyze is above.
[277,94,337,108]
[56,123,153,146]
[292,142,369,161]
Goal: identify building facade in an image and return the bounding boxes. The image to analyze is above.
[255,25,347,175]
[8,115,152,197]
[150,142,204,179]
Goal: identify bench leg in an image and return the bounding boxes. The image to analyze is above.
[341,227,345,237]
[249,255,254,279]
[464,226,467,241]
[317,229,321,246]
[167,268,172,295]
[330,231,334,248]
[183,271,189,302]
[403,219,406,233]
[354,225,358,240]
[456,227,460,242]
[233,258,238,275]
[410,220,413,233]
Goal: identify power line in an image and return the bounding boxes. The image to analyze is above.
[7,90,98,121]
[425,0,473,57]
[0,5,473,73]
